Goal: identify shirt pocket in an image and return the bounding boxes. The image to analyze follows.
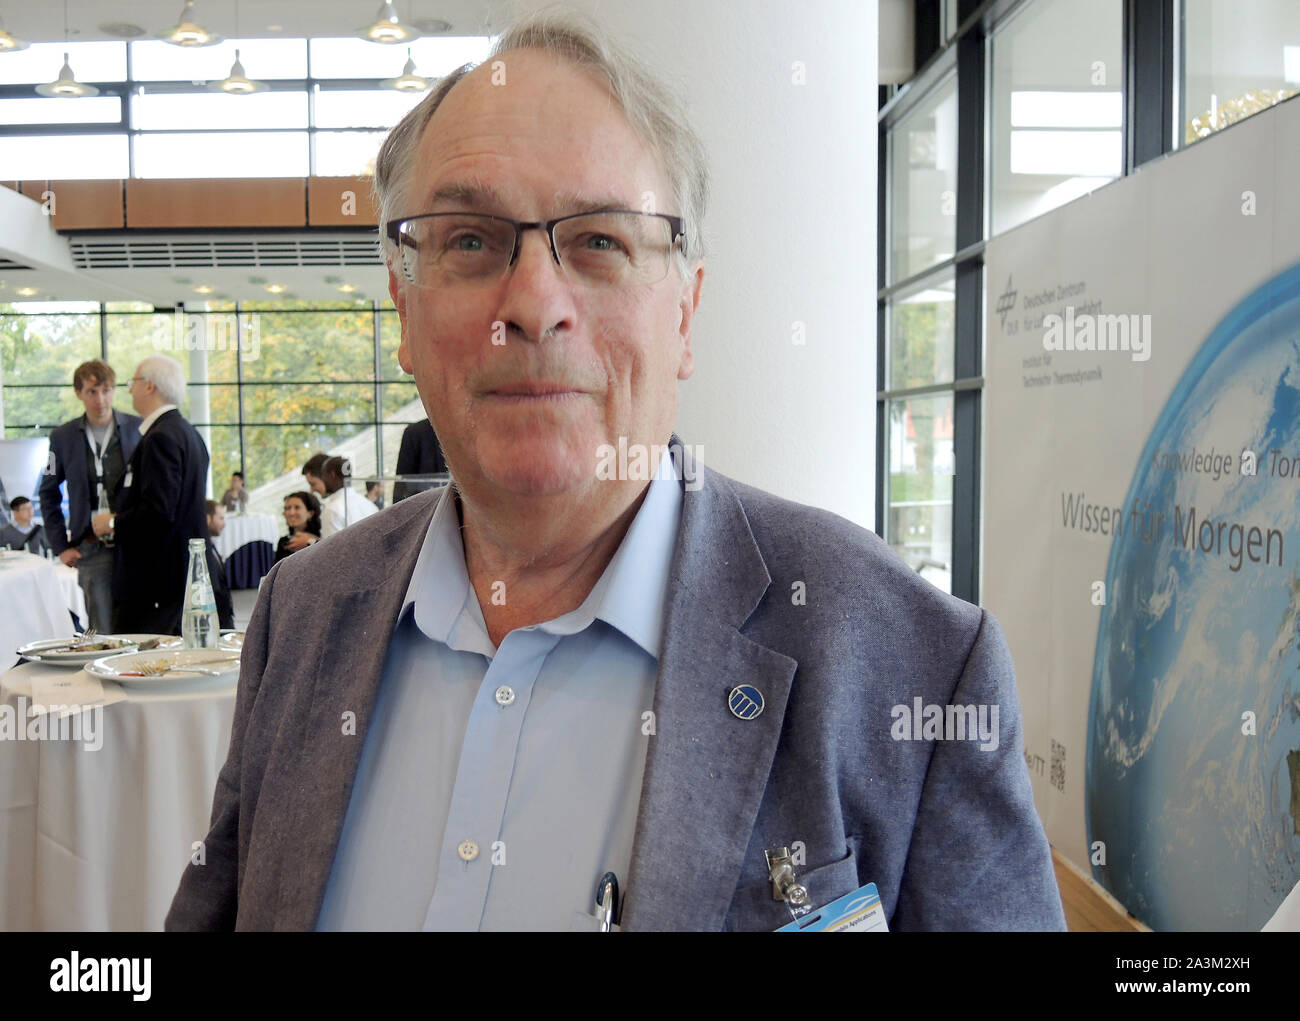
[723,845,863,932]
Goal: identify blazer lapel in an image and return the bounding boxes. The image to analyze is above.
[620,441,797,930]
[266,495,437,930]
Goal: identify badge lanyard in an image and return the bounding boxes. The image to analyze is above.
[84,415,116,493]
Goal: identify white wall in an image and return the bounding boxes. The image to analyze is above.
[506,0,877,529]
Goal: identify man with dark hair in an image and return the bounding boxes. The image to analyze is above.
[0,497,48,555]
[319,456,378,538]
[302,453,329,498]
[221,471,248,514]
[365,480,384,509]
[38,359,142,630]
[204,499,236,630]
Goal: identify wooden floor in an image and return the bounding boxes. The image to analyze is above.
[1053,847,1148,931]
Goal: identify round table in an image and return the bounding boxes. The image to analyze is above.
[0,659,235,931]
[0,553,80,669]
[212,513,279,589]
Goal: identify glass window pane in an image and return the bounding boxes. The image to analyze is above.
[129,39,307,81]
[134,131,309,177]
[381,380,421,420]
[133,89,308,130]
[889,273,955,388]
[315,130,387,176]
[887,393,954,593]
[242,422,374,495]
[308,36,492,79]
[238,307,376,382]
[314,87,425,128]
[890,76,957,281]
[243,383,375,424]
[107,310,239,384]
[1,306,101,434]
[988,0,1123,237]
[378,309,406,381]
[204,425,243,497]
[0,95,121,126]
[1181,0,1300,147]
[0,42,126,85]
[0,134,128,179]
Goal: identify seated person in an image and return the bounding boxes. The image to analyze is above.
[319,457,378,538]
[220,471,249,514]
[203,500,236,630]
[275,491,322,563]
[0,496,48,555]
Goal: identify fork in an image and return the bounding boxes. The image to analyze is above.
[135,657,240,677]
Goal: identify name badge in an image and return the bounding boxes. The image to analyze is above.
[774,883,888,932]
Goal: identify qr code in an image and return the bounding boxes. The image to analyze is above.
[1050,739,1066,792]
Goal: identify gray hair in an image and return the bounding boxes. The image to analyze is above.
[136,354,186,406]
[373,9,709,270]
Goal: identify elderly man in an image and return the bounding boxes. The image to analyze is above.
[167,13,1063,932]
[93,355,209,634]
[38,360,142,631]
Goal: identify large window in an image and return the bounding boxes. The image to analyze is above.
[0,299,425,511]
[0,35,492,180]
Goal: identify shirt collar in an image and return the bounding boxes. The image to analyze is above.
[400,448,683,661]
[138,404,177,435]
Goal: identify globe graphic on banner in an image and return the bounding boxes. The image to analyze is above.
[1087,262,1300,931]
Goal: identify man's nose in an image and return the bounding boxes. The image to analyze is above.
[496,229,576,342]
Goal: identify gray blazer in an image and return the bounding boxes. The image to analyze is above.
[166,440,1065,931]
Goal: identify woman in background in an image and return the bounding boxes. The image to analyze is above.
[275,490,321,563]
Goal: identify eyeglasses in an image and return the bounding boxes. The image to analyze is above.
[126,376,145,390]
[386,210,686,290]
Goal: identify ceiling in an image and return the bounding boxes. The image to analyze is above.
[1,0,505,44]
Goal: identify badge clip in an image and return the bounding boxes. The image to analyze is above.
[765,846,810,918]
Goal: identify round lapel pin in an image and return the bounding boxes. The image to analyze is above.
[728,684,765,720]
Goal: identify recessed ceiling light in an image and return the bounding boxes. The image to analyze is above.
[264,283,287,294]
[16,286,38,296]
[193,284,213,294]
[267,24,283,31]
[337,283,358,293]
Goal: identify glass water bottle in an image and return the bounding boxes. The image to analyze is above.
[97,483,114,548]
[182,538,219,649]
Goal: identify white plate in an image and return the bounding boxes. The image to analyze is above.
[85,649,242,690]
[114,633,185,651]
[218,630,244,651]
[17,635,141,665]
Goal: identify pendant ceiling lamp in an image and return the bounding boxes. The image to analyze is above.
[0,14,29,52]
[357,2,420,44]
[209,49,266,94]
[160,0,222,47]
[381,49,429,92]
[36,2,97,98]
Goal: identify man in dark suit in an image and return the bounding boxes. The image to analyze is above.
[93,355,209,635]
[38,359,143,631]
[204,500,237,630]
[391,418,447,503]
[0,497,48,555]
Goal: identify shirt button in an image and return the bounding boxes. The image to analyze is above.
[494,685,515,707]
[457,839,479,862]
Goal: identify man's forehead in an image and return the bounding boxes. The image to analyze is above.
[426,181,638,216]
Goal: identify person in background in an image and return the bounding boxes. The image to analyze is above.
[318,456,378,538]
[0,477,10,527]
[275,490,322,563]
[302,453,329,499]
[38,359,143,631]
[391,419,447,503]
[0,497,48,555]
[204,499,236,630]
[221,472,249,514]
[93,354,208,634]
[365,480,384,509]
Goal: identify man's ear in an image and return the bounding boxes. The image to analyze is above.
[676,261,704,381]
[388,264,415,375]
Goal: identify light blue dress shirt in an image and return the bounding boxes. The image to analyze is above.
[316,450,682,930]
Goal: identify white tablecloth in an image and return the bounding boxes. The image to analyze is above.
[0,554,77,666]
[52,563,87,628]
[0,660,236,930]
[213,513,279,560]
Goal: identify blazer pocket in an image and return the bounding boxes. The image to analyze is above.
[723,846,862,932]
